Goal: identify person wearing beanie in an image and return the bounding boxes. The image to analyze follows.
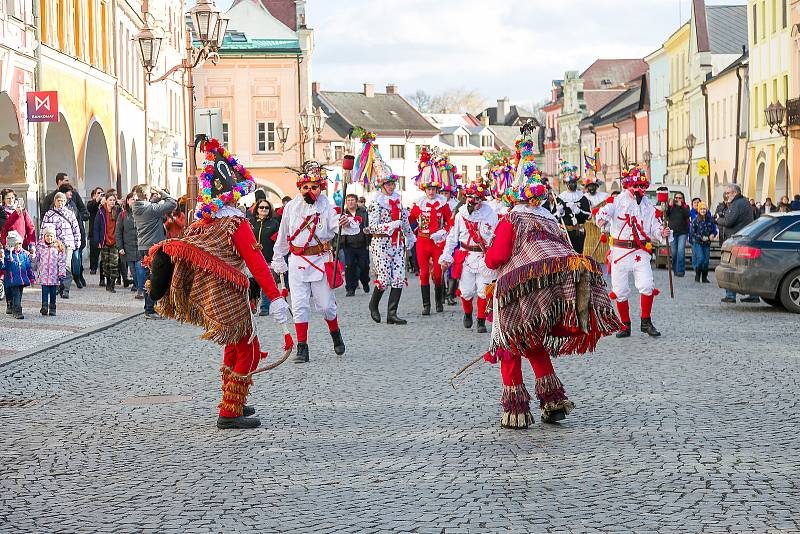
[596,164,672,338]
[3,230,35,319]
[35,225,66,315]
[144,137,291,430]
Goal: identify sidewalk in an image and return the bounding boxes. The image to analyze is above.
[0,274,143,364]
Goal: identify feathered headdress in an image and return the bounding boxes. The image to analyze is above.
[196,137,256,220]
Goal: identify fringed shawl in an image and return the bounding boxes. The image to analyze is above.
[490,210,622,358]
[146,216,252,346]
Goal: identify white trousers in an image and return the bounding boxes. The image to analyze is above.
[289,275,337,323]
[459,267,493,301]
[609,247,655,302]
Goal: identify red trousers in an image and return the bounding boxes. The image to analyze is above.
[500,346,555,387]
[416,236,444,286]
[219,334,262,417]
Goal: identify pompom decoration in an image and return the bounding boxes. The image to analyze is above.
[463,181,488,199]
[558,158,579,184]
[195,137,256,220]
[414,147,444,190]
[501,186,519,207]
[484,149,514,198]
[620,164,650,189]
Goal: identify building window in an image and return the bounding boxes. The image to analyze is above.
[762,82,768,126]
[397,175,406,190]
[458,135,467,147]
[783,74,789,102]
[222,123,230,146]
[753,4,758,44]
[256,121,275,152]
[334,145,345,162]
[461,165,468,179]
[772,0,777,33]
[481,135,493,147]
[783,0,788,28]
[475,165,482,179]
[6,0,20,18]
[390,144,405,159]
[761,1,766,39]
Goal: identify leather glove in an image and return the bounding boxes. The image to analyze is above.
[430,229,447,244]
[269,297,290,324]
[271,256,288,274]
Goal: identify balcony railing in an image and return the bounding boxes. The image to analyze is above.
[787,98,800,127]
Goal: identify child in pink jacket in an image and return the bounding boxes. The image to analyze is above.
[35,225,66,316]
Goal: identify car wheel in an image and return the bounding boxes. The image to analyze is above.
[778,268,800,314]
[762,297,785,309]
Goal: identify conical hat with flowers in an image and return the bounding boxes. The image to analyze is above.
[512,131,550,205]
[620,163,649,189]
[351,127,383,187]
[558,158,579,184]
[414,147,443,190]
[436,153,460,191]
[581,147,602,186]
[296,160,328,189]
[484,149,514,198]
[196,137,256,220]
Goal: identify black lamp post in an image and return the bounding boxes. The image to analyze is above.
[766,101,790,197]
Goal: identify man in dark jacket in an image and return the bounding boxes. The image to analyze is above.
[717,184,758,304]
[341,193,370,296]
[666,193,691,277]
[41,173,88,223]
[132,184,177,319]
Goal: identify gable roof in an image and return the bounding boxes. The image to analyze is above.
[476,105,535,126]
[580,59,648,90]
[230,0,297,31]
[584,76,648,128]
[315,90,439,138]
[705,5,748,55]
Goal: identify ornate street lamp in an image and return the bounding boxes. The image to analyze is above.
[276,121,290,148]
[135,0,226,225]
[277,107,328,161]
[313,108,328,140]
[765,102,790,196]
[685,133,696,197]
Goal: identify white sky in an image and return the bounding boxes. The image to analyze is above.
[206,0,748,107]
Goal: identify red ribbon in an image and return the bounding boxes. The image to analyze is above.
[426,201,439,233]
[389,198,402,245]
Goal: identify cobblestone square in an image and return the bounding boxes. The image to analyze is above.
[0,271,798,533]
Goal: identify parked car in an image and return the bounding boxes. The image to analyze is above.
[715,213,800,313]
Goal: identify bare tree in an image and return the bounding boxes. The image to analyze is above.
[407,87,488,115]
[528,98,548,125]
[408,90,434,113]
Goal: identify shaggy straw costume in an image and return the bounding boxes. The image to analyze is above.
[145,138,290,429]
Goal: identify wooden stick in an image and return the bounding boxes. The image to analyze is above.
[448,354,485,390]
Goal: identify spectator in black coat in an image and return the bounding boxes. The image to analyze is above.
[666,193,691,277]
[717,184,758,304]
[249,198,280,316]
[340,193,370,296]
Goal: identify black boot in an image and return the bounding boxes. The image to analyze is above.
[701,269,710,283]
[108,279,116,293]
[369,288,384,323]
[99,275,105,287]
[293,342,309,363]
[446,280,458,305]
[13,307,23,320]
[616,321,631,338]
[216,415,261,429]
[48,304,56,316]
[695,270,701,282]
[330,329,346,355]
[6,299,12,314]
[463,313,473,329]
[476,318,487,333]
[434,284,444,312]
[641,318,661,337]
[386,288,407,325]
[242,405,256,417]
[40,306,48,316]
[421,285,431,316]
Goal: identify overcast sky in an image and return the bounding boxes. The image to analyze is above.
[208,0,747,108]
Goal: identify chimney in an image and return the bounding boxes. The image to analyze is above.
[482,114,489,126]
[386,83,397,94]
[312,81,321,94]
[363,83,374,98]
[496,97,509,124]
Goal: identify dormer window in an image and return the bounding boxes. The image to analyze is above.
[458,135,467,147]
[481,134,493,147]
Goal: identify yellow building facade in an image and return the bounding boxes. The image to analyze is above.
[746,0,793,202]
[38,0,116,197]
[665,23,692,188]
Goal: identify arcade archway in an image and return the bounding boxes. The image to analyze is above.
[0,92,26,185]
[44,112,78,191]
[84,120,112,193]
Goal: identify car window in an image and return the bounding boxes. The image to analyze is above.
[775,221,800,242]
[734,216,777,238]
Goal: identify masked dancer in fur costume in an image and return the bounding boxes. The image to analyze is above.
[145,137,292,430]
[482,133,623,429]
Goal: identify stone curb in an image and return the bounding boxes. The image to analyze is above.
[0,310,144,368]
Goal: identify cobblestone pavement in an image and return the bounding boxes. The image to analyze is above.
[0,272,142,362]
[0,269,798,533]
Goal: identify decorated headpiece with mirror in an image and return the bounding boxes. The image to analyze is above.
[196,137,256,220]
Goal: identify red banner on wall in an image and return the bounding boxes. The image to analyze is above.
[26,91,59,122]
